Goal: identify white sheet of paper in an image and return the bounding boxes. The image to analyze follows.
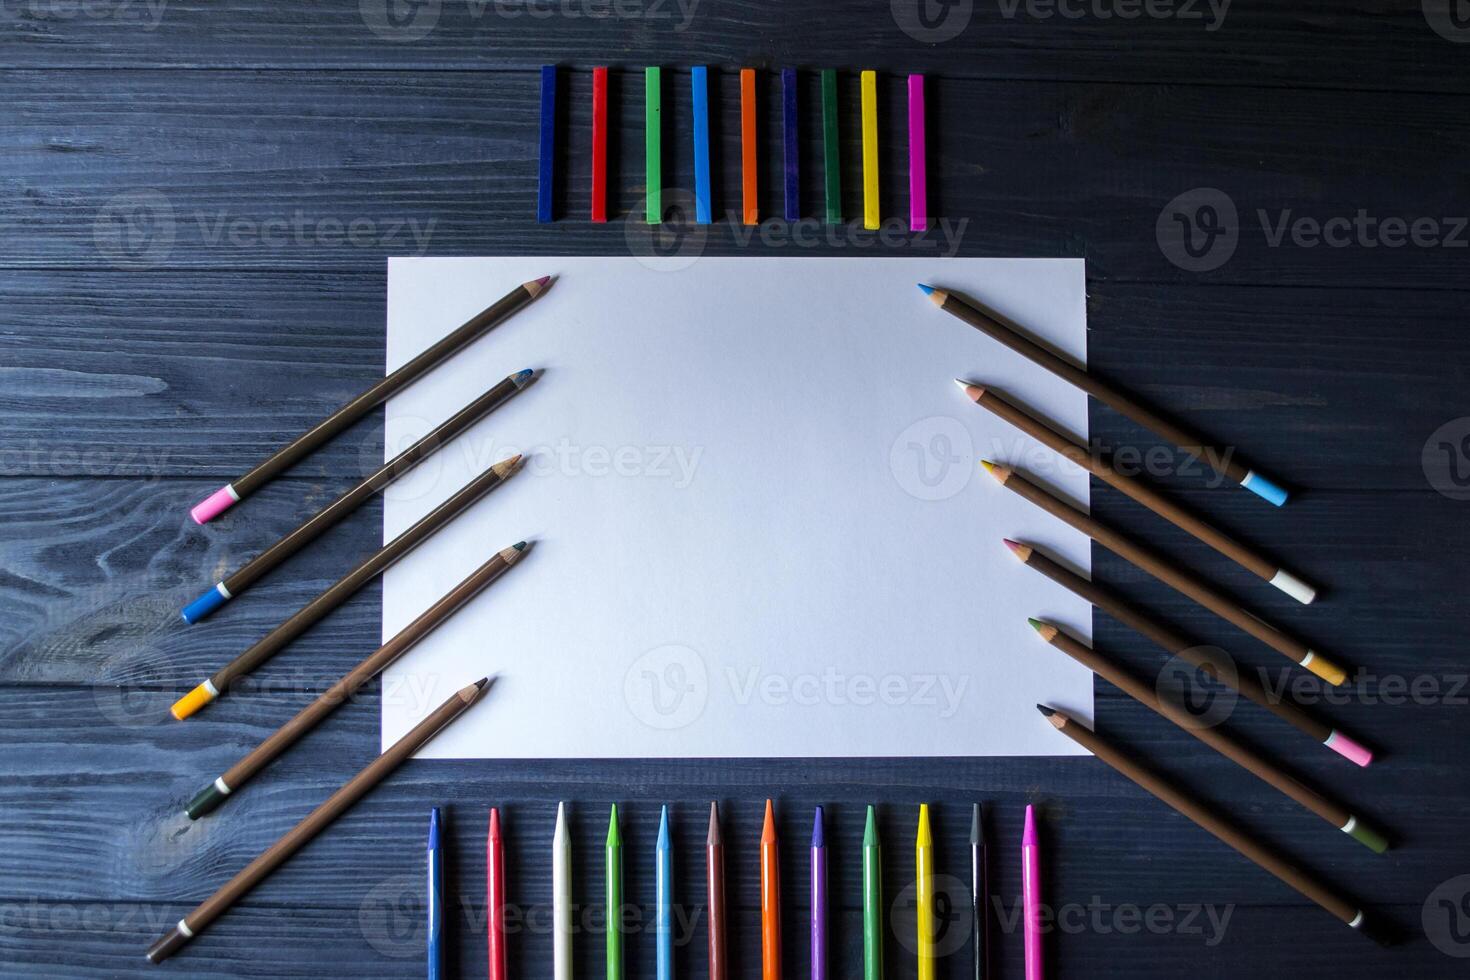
[381,256,1093,758]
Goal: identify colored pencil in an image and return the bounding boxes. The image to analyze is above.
[907,74,927,232]
[925,286,1289,506]
[1029,619,1388,852]
[692,66,713,224]
[707,802,727,980]
[145,679,489,963]
[657,806,674,980]
[592,66,609,222]
[956,381,1315,603]
[182,541,526,819]
[979,461,1347,686]
[606,804,624,980]
[971,804,988,980]
[539,66,556,222]
[488,808,507,980]
[1002,539,1373,766]
[761,799,782,980]
[1038,705,1393,943]
[189,279,547,525]
[810,807,827,980]
[428,807,445,980]
[554,802,573,980]
[820,69,841,224]
[181,369,533,624]
[861,70,879,230]
[741,68,758,225]
[782,68,799,221]
[915,804,935,980]
[862,805,883,980]
[1022,805,1042,980]
[646,67,662,224]
[173,455,521,719]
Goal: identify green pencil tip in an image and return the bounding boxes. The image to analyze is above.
[607,804,622,845]
[863,804,879,846]
[1027,617,1045,631]
[513,541,526,551]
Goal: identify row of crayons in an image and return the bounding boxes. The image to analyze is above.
[537,66,929,230]
[448,800,1028,980]
[921,286,1393,939]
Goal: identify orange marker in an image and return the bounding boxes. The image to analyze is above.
[741,68,758,225]
[761,799,782,980]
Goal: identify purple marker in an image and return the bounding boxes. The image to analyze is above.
[811,806,827,980]
[783,68,800,221]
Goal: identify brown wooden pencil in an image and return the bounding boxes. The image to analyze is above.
[190,276,550,524]
[1036,705,1392,944]
[172,455,523,720]
[181,369,533,624]
[956,381,1315,603]
[920,284,1290,507]
[1027,619,1387,852]
[979,461,1347,686]
[146,678,492,964]
[1001,539,1373,766]
[183,541,527,819]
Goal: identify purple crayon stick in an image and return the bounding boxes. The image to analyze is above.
[811,806,827,980]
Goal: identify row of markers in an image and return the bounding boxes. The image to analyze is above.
[537,66,930,230]
[451,800,1041,980]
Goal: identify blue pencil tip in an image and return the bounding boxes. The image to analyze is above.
[657,805,671,845]
[511,368,534,386]
[916,283,935,295]
[428,807,442,847]
[811,806,825,847]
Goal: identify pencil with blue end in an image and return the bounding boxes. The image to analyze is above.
[428,807,444,980]
[657,805,674,980]
[1039,705,1398,945]
[921,282,1290,506]
[180,369,534,624]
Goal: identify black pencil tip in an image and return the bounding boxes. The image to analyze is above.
[1035,704,1055,717]
[970,802,984,845]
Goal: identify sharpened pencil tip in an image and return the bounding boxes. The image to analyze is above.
[1024,804,1037,845]
[812,806,825,847]
[513,541,526,551]
[511,368,534,386]
[535,275,551,287]
[864,804,878,846]
[917,282,935,295]
[1027,617,1045,632]
[473,677,489,690]
[970,802,984,845]
[762,799,776,841]
[979,459,996,474]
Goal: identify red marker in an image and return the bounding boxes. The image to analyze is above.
[591,67,609,222]
[488,808,507,980]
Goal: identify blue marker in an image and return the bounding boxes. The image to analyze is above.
[692,66,712,224]
[428,808,444,980]
[656,805,674,980]
[538,66,557,223]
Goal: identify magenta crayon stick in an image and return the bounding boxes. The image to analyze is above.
[907,74,927,231]
[1023,806,1043,980]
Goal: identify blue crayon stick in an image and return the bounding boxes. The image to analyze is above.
[656,805,675,980]
[428,808,444,980]
[692,66,712,223]
[538,66,557,223]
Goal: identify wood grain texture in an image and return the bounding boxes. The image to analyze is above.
[3,2,1468,976]
[3,70,1469,286]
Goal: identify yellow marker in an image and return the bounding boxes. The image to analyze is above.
[861,70,880,230]
[916,804,935,980]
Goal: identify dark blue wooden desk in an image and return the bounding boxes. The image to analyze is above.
[3,2,1468,976]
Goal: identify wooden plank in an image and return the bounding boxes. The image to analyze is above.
[0,1,1464,96]
[2,272,1467,490]
[3,71,1468,286]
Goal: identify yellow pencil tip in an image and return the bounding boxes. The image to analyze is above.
[979,460,996,473]
[170,682,217,721]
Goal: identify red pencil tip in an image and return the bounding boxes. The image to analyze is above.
[489,807,501,837]
[535,275,551,287]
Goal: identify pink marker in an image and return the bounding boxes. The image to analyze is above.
[1022,804,1043,980]
[907,74,927,231]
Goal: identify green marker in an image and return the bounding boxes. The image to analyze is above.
[821,69,842,224]
[646,68,662,224]
[606,804,624,980]
[863,805,883,980]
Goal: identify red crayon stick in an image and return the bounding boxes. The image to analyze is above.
[488,808,507,980]
[592,67,609,222]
